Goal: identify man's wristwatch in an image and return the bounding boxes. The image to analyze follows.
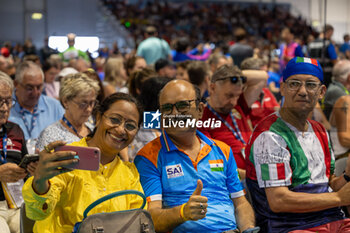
[343,173,350,182]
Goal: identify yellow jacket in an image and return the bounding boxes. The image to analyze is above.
[22,138,145,233]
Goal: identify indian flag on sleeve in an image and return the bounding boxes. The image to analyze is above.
[296,57,318,66]
[209,159,224,172]
[260,163,286,181]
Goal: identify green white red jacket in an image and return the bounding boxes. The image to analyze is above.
[245,112,345,233]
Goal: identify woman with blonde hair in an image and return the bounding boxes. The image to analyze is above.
[36,73,100,150]
[103,57,128,96]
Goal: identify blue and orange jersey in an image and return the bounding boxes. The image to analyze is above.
[135,130,244,233]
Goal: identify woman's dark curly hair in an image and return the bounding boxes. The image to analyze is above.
[137,76,173,112]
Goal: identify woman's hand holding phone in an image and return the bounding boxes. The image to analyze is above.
[33,141,78,195]
[27,161,39,176]
[54,145,100,171]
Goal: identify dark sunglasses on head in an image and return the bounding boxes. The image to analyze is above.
[216,76,247,84]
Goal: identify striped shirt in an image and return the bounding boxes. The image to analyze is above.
[245,112,345,233]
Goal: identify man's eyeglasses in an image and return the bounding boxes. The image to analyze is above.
[0,98,15,107]
[72,100,98,110]
[285,80,322,92]
[20,83,43,92]
[215,76,247,84]
[160,99,198,115]
[103,114,138,132]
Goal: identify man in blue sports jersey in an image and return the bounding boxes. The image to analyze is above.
[135,80,256,233]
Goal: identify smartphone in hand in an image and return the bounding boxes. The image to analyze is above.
[18,154,40,169]
[55,145,100,171]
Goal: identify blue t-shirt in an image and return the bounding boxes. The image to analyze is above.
[9,94,64,140]
[328,43,337,60]
[340,42,350,53]
[136,37,171,65]
[135,130,244,233]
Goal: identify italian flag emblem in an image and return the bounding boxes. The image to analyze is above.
[296,57,318,66]
[260,163,286,181]
[209,159,224,172]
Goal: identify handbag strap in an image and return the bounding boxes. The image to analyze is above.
[83,190,146,218]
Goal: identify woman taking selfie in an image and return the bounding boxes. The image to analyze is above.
[22,93,144,233]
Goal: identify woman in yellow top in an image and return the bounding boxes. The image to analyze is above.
[22,93,145,233]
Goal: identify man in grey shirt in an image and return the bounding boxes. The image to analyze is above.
[229,28,253,67]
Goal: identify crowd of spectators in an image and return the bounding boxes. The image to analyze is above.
[1,1,350,233]
[103,0,315,52]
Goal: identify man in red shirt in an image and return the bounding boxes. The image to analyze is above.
[240,57,280,127]
[199,64,268,178]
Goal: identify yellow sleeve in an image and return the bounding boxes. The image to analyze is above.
[22,175,68,221]
[124,162,148,210]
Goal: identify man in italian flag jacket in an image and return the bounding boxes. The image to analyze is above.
[246,57,350,233]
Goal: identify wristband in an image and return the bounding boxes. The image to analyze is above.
[180,203,189,221]
[344,173,350,182]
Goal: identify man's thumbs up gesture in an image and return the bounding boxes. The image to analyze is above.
[182,179,208,221]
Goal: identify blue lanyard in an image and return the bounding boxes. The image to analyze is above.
[0,132,8,163]
[206,103,246,145]
[62,116,82,138]
[19,105,39,139]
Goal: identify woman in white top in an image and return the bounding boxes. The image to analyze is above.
[36,73,100,150]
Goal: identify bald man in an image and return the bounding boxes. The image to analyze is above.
[135,80,256,233]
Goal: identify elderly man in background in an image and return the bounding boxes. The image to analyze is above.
[0,71,36,233]
[323,60,350,119]
[9,61,64,144]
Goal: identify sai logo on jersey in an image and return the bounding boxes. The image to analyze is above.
[166,164,184,179]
